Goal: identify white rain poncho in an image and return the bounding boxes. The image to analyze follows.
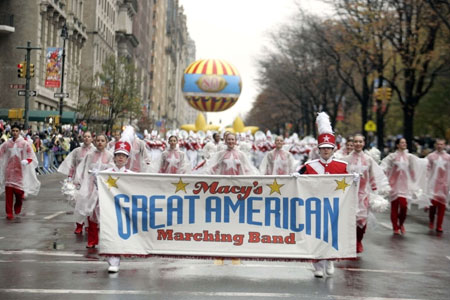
[152,148,191,174]
[344,151,390,228]
[259,149,298,175]
[204,148,259,175]
[73,149,114,220]
[57,143,95,177]
[126,138,152,173]
[0,136,40,197]
[202,141,219,160]
[381,150,428,204]
[424,150,450,206]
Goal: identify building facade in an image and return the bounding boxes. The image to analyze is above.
[0,0,87,115]
[0,0,195,132]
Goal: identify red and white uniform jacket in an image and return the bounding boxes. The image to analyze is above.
[426,150,450,205]
[58,143,95,178]
[0,136,40,196]
[301,157,348,175]
[260,149,298,175]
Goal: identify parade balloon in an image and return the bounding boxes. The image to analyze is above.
[182,59,242,112]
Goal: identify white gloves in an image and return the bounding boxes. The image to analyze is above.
[291,172,301,178]
[352,172,360,183]
[21,159,29,166]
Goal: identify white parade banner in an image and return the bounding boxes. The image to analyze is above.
[98,173,358,260]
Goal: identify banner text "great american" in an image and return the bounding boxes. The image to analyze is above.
[114,195,340,249]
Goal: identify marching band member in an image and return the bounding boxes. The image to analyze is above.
[205,133,259,176]
[124,126,152,173]
[203,132,258,265]
[58,131,95,234]
[105,140,132,273]
[299,112,348,278]
[425,139,449,233]
[260,135,298,175]
[334,137,354,159]
[73,134,114,248]
[202,132,221,160]
[344,134,389,253]
[154,135,191,174]
[381,138,426,234]
[0,124,40,219]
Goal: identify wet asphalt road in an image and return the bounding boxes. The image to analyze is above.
[0,173,448,300]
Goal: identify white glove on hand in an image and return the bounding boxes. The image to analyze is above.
[21,159,29,166]
[291,172,301,178]
[352,172,360,183]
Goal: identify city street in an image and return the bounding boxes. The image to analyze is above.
[0,173,448,300]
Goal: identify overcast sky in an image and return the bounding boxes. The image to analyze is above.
[179,0,332,129]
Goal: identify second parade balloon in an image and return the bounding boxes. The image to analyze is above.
[182,59,242,112]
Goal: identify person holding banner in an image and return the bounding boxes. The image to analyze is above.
[425,139,449,233]
[299,112,348,278]
[260,136,298,175]
[205,133,259,176]
[0,124,40,220]
[381,138,426,235]
[204,132,258,265]
[154,135,191,174]
[58,131,95,234]
[73,134,114,248]
[344,134,389,253]
[104,140,133,273]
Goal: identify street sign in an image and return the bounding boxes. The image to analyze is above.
[364,120,377,132]
[18,90,37,96]
[54,92,69,98]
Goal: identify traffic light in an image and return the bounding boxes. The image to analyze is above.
[17,62,26,78]
[385,87,392,101]
[29,63,35,77]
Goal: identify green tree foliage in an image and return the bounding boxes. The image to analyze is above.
[78,55,142,133]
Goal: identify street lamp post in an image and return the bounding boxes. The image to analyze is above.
[59,22,68,125]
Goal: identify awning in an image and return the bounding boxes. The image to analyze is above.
[0,109,76,124]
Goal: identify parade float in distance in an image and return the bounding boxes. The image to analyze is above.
[181,58,259,134]
[182,58,242,112]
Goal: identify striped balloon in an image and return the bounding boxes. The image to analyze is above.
[182,59,242,112]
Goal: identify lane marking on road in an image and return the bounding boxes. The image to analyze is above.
[0,256,446,276]
[44,211,66,220]
[342,267,423,275]
[0,249,83,257]
[0,260,104,264]
[0,237,4,240]
[0,288,426,299]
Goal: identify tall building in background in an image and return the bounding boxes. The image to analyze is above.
[0,0,87,117]
[150,0,196,133]
[0,0,194,132]
[132,0,154,130]
[150,0,169,132]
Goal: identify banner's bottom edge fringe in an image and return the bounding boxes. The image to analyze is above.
[98,253,358,263]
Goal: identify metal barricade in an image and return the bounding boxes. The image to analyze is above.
[35,150,49,175]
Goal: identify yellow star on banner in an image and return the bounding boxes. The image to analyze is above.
[335,178,350,192]
[267,179,284,195]
[172,178,189,193]
[105,175,119,189]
